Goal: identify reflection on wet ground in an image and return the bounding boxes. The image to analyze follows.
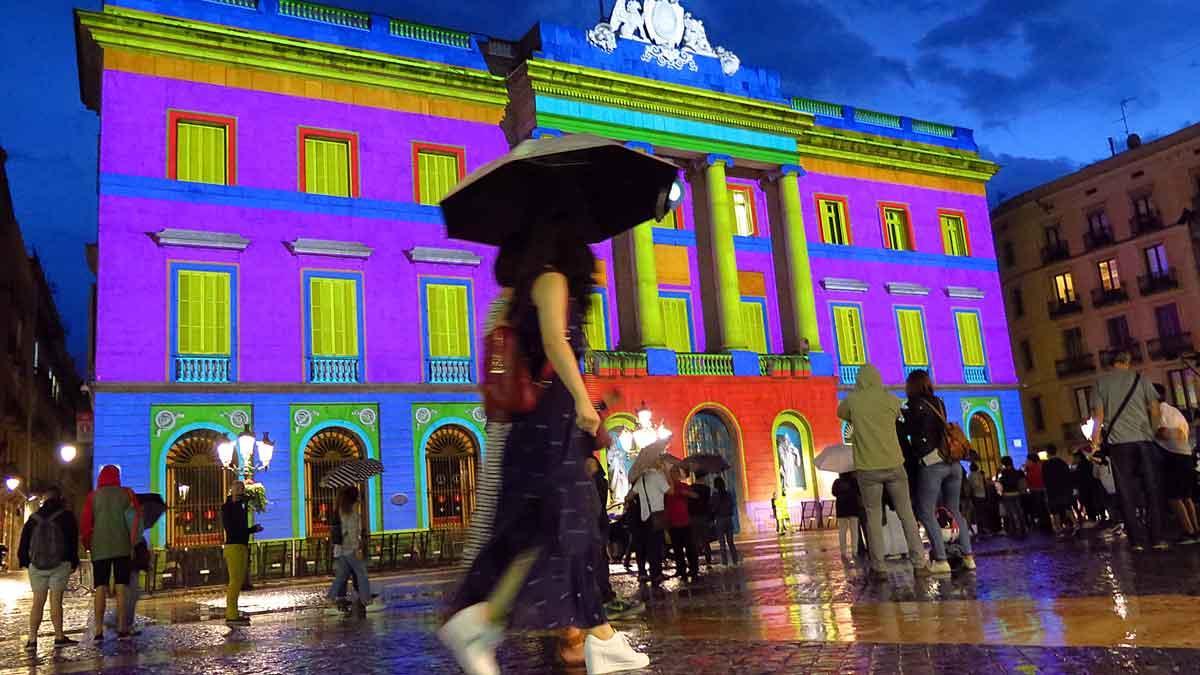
[5,527,1200,672]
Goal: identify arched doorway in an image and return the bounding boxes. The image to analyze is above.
[773,415,815,499]
[969,412,1002,479]
[426,425,479,530]
[165,428,230,547]
[305,427,366,538]
[684,410,742,527]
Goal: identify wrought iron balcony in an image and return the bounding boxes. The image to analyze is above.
[1083,228,1116,251]
[425,357,472,384]
[585,351,648,377]
[839,364,861,385]
[677,353,733,376]
[173,355,232,383]
[1040,240,1071,264]
[903,364,930,378]
[1099,342,1144,367]
[1130,210,1164,235]
[309,356,361,384]
[1047,298,1083,319]
[963,365,989,384]
[759,354,810,377]
[1055,353,1097,378]
[1148,333,1194,361]
[1090,286,1129,308]
[1138,269,1179,296]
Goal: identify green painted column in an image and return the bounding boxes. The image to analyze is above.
[776,165,822,351]
[704,155,748,352]
[632,219,666,349]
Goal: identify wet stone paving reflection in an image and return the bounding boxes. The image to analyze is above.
[5,528,1200,673]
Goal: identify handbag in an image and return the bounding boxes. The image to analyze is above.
[1097,373,1141,457]
[480,311,555,420]
[921,398,973,463]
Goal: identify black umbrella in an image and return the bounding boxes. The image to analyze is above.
[319,459,385,490]
[680,453,730,475]
[440,134,681,245]
[136,493,166,531]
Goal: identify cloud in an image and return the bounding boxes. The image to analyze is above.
[980,147,1077,207]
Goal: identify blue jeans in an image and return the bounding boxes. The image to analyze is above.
[916,461,972,560]
[328,554,370,602]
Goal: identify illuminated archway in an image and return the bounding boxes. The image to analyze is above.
[770,411,817,500]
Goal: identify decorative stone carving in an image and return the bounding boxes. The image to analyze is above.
[470,406,486,423]
[154,410,182,436]
[988,399,1001,412]
[293,408,317,434]
[586,0,740,76]
[354,407,378,427]
[414,407,434,425]
[223,409,250,430]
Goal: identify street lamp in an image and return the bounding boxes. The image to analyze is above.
[632,402,671,450]
[217,425,274,481]
[4,476,19,492]
[59,444,77,464]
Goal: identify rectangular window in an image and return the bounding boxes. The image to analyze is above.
[895,308,928,366]
[1019,339,1034,371]
[1106,316,1131,347]
[1074,386,1094,421]
[816,196,850,245]
[309,276,360,357]
[1044,225,1063,245]
[168,111,236,185]
[300,128,358,198]
[1031,396,1046,431]
[1052,272,1076,304]
[177,270,232,355]
[414,143,464,205]
[660,294,693,353]
[1155,303,1182,337]
[1063,327,1085,357]
[728,185,757,236]
[424,282,470,358]
[954,311,986,367]
[1168,369,1199,411]
[1132,194,1153,217]
[879,204,913,251]
[1087,210,1110,234]
[740,298,768,354]
[1097,259,1121,291]
[1011,287,1025,318]
[584,291,608,351]
[832,305,866,365]
[939,211,970,256]
[1144,243,1169,277]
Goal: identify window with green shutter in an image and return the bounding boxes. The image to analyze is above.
[425,283,470,358]
[955,311,986,366]
[177,270,231,355]
[741,299,768,354]
[940,212,970,256]
[175,120,229,185]
[584,292,608,351]
[309,277,360,357]
[895,308,928,366]
[881,205,912,251]
[415,146,463,205]
[660,295,693,353]
[817,196,850,245]
[832,305,866,365]
[303,134,354,197]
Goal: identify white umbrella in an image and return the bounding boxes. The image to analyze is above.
[815,444,854,474]
[627,439,672,484]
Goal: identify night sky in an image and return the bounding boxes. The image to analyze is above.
[2,0,1197,369]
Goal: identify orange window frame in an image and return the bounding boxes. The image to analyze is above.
[814,194,852,245]
[727,183,759,236]
[167,110,238,184]
[937,208,972,256]
[877,202,915,251]
[412,142,467,204]
[297,127,361,198]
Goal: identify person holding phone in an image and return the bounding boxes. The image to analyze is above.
[221,480,262,625]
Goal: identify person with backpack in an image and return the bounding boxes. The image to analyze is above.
[82,464,140,641]
[899,370,974,574]
[18,485,80,650]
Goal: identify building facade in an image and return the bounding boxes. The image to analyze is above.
[992,126,1200,449]
[76,0,1024,549]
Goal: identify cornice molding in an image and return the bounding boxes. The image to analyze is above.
[405,246,482,266]
[821,277,870,293]
[150,228,249,251]
[799,127,998,182]
[286,238,373,259]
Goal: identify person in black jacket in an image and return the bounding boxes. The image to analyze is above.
[18,485,80,649]
[221,481,262,625]
[899,370,974,574]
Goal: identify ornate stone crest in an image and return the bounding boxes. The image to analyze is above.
[587,0,741,76]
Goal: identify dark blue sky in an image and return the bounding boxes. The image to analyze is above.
[2,0,1198,369]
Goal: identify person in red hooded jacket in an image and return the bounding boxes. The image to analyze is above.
[81,465,140,640]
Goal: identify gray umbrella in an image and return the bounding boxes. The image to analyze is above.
[626,439,674,484]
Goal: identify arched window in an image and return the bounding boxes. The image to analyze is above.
[305,427,366,538]
[684,410,742,530]
[166,429,230,548]
[969,412,1002,479]
[426,425,479,530]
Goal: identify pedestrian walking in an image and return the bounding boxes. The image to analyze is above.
[18,485,80,650]
[440,229,648,675]
[710,477,739,566]
[326,486,378,614]
[836,364,929,578]
[1153,384,1198,543]
[899,370,975,574]
[632,463,669,586]
[81,464,140,640]
[665,465,698,583]
[997,457,1027,538]
[221,480,263,625]
[1042,446,1076,536]
[1088,350,1167,551]
[832,472,862,561]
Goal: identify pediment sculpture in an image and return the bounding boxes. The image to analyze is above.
[587,0,741,76]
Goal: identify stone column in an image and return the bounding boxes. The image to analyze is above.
[771,164,822,351]
[699,155,747,352]
[630,221,666,350]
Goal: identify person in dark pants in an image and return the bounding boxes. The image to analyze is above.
[585,457,615,604]
[632,464,669,586]
[997,457,1027,538]
[664,466,698,583]
[688,472,713,568]
[710,477,739,565]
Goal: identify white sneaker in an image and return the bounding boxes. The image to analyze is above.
[584,631,650,674]
[437,603,501,675]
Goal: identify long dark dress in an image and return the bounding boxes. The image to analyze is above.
[448,297,606,630]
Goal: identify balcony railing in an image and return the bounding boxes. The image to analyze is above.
[1130,210,1164,235]
[425,357,472,384]
[1099,342,1144,367]
[1090,286,1129,308]
[1148,333,1194,361]
[585,351,648,377]
[676,353,733,376]
[173,355,232,383]
[839,364,861,385]
[1040,240,1071,264]
[308,356,361,384]
[1047,298,1083,319]
[1137,269,1179,296]
[963,365,989,384]
[759,354,810,377]
[903,364,930,378]
[1055,353,1097,378]
[1083,228,1116,251]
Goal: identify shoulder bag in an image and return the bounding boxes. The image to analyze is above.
[1097,373,1141,458]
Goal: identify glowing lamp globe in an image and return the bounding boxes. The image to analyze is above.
[5,476,19,491]
[236,426,256,464]
[257,433,275,468]
[59,444,78,463]
[217,441,235,468]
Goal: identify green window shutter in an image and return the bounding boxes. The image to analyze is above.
[417,150,460,205]
[176,270,230,355]
[304,137,351,197]
[740,301,768,353]
[896,309,928,366]
[820,200,848,245]
[584,293,608,350]
[955,312,985,366]
[426,283,469,358]
[941,215,967,256]
[833,306,865,365]
[176,121,227,185]
[310,277,359,357]
[885,209,910,250]
[660,296,692,353]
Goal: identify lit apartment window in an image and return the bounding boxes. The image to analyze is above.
[1168,369,1199,412]
[816,196,850,245]
[169,111,236,185]
[1144,243,1169,277]
[300,128,359,198]
[1052,272,1077,304]
[879,204,913,251]
[414,143,464,205]
[1097,259,1121,291]
[728,184,757,236]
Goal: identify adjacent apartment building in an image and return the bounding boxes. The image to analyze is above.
[992,125,1200,449]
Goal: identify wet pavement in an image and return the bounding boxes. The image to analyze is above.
[4,526,1200,673]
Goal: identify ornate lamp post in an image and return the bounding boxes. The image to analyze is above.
[217,425,275,482]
